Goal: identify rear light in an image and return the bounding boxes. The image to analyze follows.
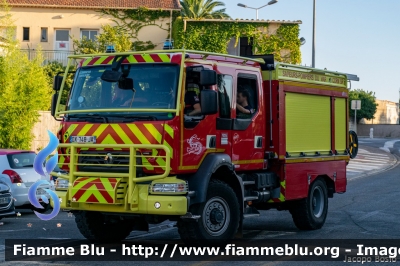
[2,169,23,183]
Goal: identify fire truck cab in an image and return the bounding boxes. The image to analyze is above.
[51,50,358,243]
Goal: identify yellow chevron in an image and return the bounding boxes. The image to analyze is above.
[142,54,154,62]
[127,124,150,144]
[144,124,162,144]
[111,124,133,144]
[64,124,78,142]
[93,56,109,65]
[164,124,174,139]
[159,54,171,62]
[80,186,107,203]
[77,124,93,136]
[127,55,138,63]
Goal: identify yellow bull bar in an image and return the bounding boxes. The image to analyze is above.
[54,143,171,209]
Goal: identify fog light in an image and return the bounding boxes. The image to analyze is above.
[154,202,161,209]
[150,182,188,194]
[55,179,69,190]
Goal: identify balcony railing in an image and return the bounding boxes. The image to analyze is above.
[21,49,74,66]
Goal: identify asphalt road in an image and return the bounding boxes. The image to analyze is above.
[1,139,400,266]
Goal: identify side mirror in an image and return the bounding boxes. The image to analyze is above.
[51,93,58,117]
[101,70,123,82]
[53,76,63,91]
[118,77,134,90]
[201,90,218,115]
[199,70,217,86]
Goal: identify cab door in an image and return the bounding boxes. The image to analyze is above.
[231,71,266,171]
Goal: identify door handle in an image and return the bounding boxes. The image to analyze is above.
[254,136,263,148]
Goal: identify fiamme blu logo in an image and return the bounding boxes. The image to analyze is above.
[29,130,61,220]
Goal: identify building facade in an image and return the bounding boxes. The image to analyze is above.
[360,99,399,125]
[5,0,180,63]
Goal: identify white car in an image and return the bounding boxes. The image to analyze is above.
[0,149,53,211]
[0,174,15,219]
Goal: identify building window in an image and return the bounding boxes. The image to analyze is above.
[22,27,29,41]
[81,30,98,41]
[239,37,254,56]
[41,28,48,42]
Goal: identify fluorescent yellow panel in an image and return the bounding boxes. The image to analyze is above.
[335,98,346,152]
[286,93,331,154]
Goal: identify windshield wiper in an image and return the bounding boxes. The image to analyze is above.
[67,114,108,123]
[120,115,157,121]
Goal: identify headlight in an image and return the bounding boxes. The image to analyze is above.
[55,179,69,190]
[149,182,188,194]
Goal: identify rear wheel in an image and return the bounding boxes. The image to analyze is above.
[289,179,328,230]
[177,179,240,244]
[75,211,134,242]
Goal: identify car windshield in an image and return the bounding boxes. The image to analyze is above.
[7,152,36,169]
[67,64,180,113]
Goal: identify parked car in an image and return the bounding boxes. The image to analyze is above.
[50,165,68,182]
[0,149,52,212]
[0,174,16,219]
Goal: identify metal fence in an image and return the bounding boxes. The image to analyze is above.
[21,49,74,66]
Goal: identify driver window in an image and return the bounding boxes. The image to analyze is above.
[236,76,258,119]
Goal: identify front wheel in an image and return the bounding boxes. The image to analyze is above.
[289,179,328,230]
[177,179,240,244]
[75,211,134,243]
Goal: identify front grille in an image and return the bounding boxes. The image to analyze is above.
[0,193,12,209]
[77,150,143,175]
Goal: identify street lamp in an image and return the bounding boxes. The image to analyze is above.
[237,0,278,20]
[312,0,316,67]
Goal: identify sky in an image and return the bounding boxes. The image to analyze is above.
[222,0,400,102]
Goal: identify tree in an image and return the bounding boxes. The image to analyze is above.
[72,25,131,54]
[43,61,75,106]
[348,89,378,123]
[0,1,52,149]
[180,0,231,19]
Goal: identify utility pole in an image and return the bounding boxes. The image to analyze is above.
[312,0,316,68]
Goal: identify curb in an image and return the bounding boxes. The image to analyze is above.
[348,147,399,182]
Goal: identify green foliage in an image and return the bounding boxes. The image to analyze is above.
[180,0,230,19]
[72,25,131,54]
[0,2,52,149]
[349,89,378,123]
[173,18,301,63]
[43,61,75,105]
[100,7,180,48]
[132,41,156,51]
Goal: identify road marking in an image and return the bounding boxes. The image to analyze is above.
[380,140,400,152]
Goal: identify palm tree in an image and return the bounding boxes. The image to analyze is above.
[180,0,231,19]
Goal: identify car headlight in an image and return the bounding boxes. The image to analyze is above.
[149,181,188,194]
[55,179,69,190]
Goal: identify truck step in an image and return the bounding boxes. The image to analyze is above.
[243,206,260,219]
[243,180,255,186]
[243,196,258,201]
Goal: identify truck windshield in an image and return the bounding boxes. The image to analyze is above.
[67,64,179,113]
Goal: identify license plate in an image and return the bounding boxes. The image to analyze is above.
[70,136,96,143]
[0,197,9,204]
[36,188,46,195]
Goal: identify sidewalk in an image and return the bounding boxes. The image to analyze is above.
[347,145,398,180]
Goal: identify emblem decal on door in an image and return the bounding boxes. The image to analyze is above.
[233,133,240,143]
[187,134,203,155]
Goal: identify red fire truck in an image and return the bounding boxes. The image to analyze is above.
[51,50,358,243]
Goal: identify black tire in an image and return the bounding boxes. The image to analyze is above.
[177,179,240,244]
[75,211,134,243]
[349,130,358,159]
[289,179,328,230]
